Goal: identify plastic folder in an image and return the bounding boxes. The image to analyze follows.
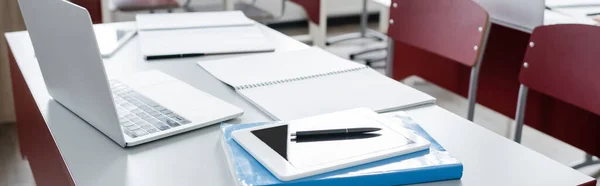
[219,113,463,186]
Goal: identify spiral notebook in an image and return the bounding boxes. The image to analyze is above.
[197,48,436,120]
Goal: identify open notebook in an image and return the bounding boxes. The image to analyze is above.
[198,48,436,120]
[136,11,275,59]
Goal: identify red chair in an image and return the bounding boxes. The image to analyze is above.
[386,0,491,121]
[289,0,327,47]
[514,24,600,168]
[290,0,320,25]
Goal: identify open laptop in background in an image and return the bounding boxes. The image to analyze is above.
[18,0,244,147]
[136,11,276,60]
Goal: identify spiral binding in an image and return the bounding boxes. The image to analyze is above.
[234,66,370,90]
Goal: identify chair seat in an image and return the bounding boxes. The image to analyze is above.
[112,0,180,12]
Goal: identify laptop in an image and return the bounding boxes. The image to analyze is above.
[18,0,244,147]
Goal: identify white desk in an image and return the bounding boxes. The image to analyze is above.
[5,21,596,186]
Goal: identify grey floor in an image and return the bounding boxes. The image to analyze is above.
[1,19,598,186]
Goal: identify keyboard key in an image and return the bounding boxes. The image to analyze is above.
[160,110,173,115]
[165,119,180,127]
[157,117,173,125]
[131,109,143,114]
[148,111,161,117]
[124,114,136,119]
[115,99,126,104]
[129,117,142,123]
[146,128,159,133]
[134,112,146,117]
[143,117,159,123]
[147,119,168,128]
[155,123,170,131]
[140,124,155,130]
[136,111,149,117]
[171,116,186,122]
[124,129,137,138]
[126,125,140,131]
[154,106,167,111]
[165,113,177,118]
[121,121,134,127]
[180,120,191,124]
[127,91,140,97]
[147,118,162,125]
[134,120,148,126]
[132,129,148,136]
[122,103,136,110]
[144,100,159,107]
[139,106,153,113]
[133,95,152,104]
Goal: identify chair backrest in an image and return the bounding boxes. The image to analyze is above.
[387,0,489,67]
[290,0,321,25]
[520,24,600,116]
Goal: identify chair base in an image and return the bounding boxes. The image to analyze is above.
[326,29,387,46]
[353,52,387,68]
[571,154,600,169]
[350,46,387,60]
[365,57,387,68]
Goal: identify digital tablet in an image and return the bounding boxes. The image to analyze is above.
[94,26,136,58]
[232,108,430,181]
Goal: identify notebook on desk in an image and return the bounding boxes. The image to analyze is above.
[197,48,436,120]
[136,11,275,59]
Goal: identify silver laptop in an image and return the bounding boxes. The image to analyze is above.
[18,0,244,147]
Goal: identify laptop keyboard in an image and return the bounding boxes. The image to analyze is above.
[109,80,191,138]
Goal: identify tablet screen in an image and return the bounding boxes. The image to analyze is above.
[251,114,415,169]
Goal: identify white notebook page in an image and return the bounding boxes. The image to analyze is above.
[238,68,436,120]
[198,48,365,88]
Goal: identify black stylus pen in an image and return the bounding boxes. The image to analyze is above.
[291,127,381,138]
[145,53,205,60]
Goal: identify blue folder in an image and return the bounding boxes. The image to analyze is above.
[220,113,463,186]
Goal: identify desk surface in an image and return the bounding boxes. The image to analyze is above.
[6,22,596,186]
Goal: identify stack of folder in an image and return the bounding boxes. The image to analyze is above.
[136,11,275,60]
[219,112,463,186]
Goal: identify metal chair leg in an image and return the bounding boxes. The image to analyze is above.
[327,29,386,45]
[571,154,600,169]
[513,85,529,143]
[350,46,387,59]
[182,0,194,12]
[385,39,395,77]
[326,0,386,45]
[466,21,491,121]
[466,62,481,121]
